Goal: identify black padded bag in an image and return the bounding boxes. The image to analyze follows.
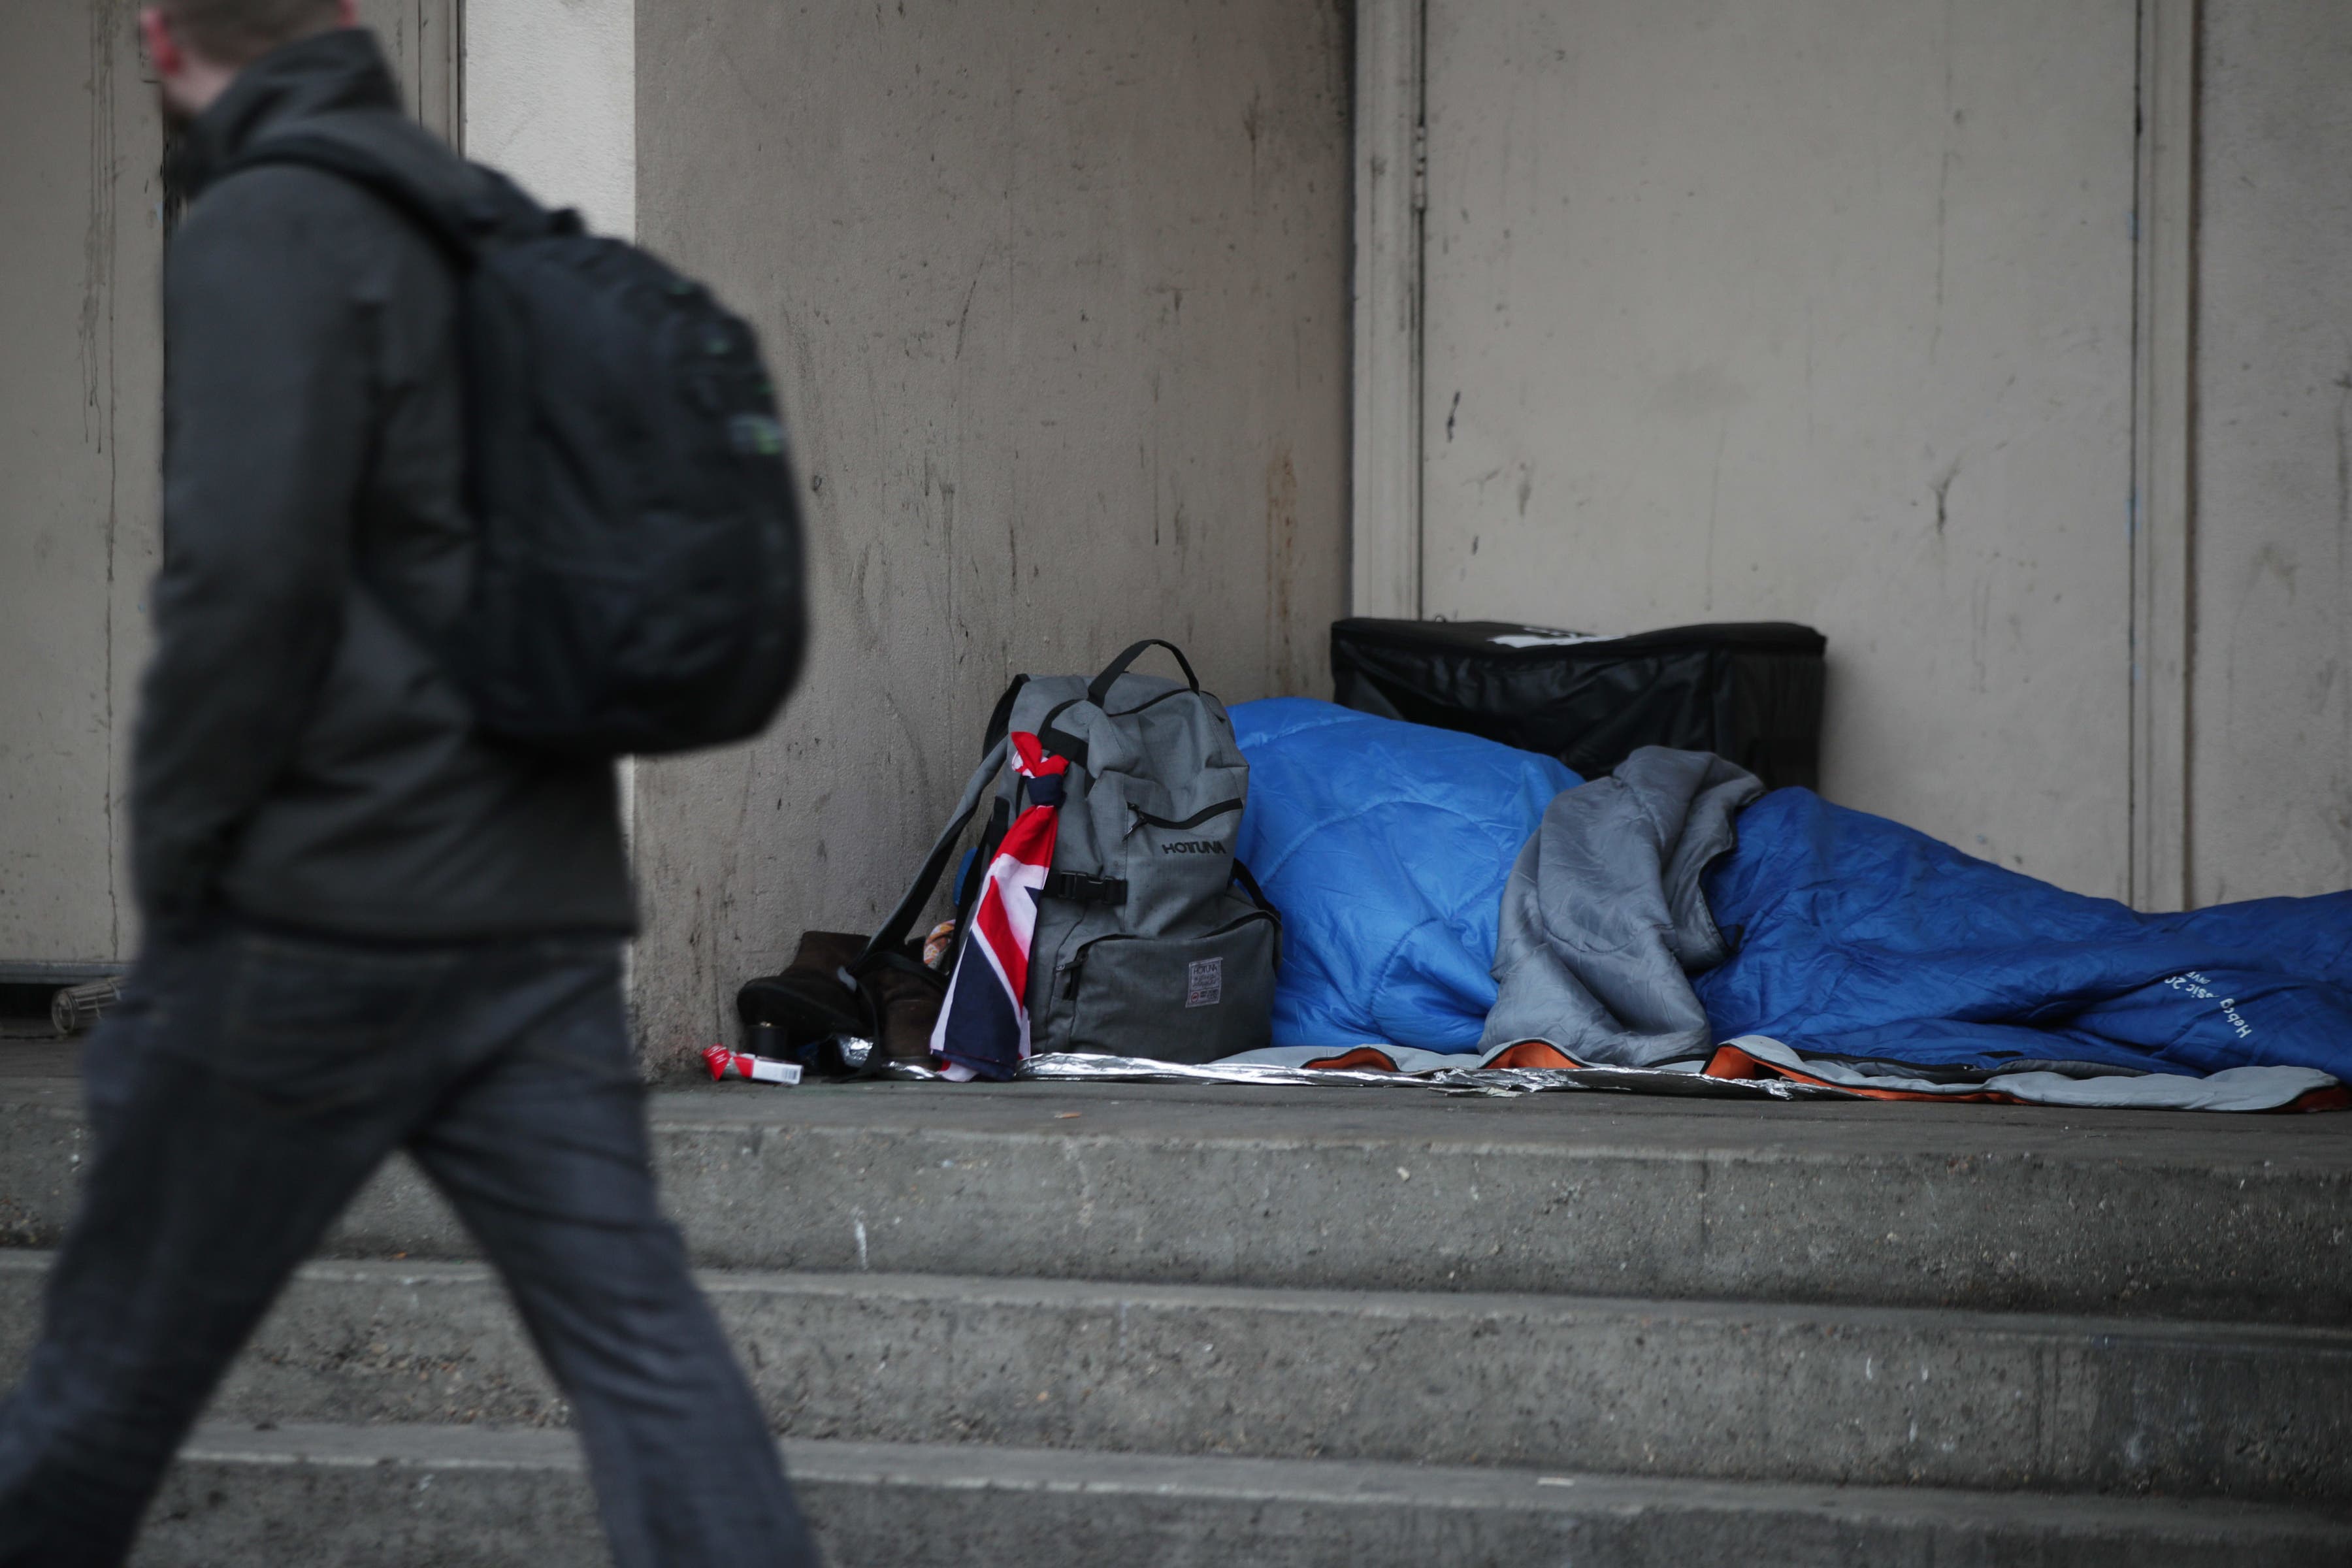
[225,132,807,757]
[1331,619,1826,790]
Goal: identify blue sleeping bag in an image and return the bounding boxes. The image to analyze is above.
[1231,698,1575,1051]
[1233,698,2352,1082]
[1697,789,2352,1081]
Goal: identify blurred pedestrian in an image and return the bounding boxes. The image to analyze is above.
[0,5,817,1564]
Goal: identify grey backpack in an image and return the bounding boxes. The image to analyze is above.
[861,640,1281,1077]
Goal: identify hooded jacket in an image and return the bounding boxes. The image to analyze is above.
[135,28,634,939]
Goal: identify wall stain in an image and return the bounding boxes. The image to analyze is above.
[953,270,981,359]
[1265,445,1301,693]
[1243,90,1263,208]
[2249,540,2298,604]
[1930,455,1962,535]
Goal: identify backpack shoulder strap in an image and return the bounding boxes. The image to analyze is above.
[221,130,483,267]
[220,131,502,690]
[855,674,1029,972]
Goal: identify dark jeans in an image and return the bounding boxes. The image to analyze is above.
[0,923,819,1568]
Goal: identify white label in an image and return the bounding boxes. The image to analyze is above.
[1490,630,1614,649]
[749,1057,804,1085]
[1185,957,1223,1008]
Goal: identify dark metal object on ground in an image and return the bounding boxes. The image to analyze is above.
[50,979,122,1037]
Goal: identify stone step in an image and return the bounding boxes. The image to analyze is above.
[132,1422,2352,1568]
[9,1252,2346,1502]
[8,1079,2351,1322]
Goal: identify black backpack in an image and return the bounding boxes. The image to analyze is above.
[225,131,807,757]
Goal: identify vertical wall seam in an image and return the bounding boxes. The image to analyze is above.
[2129,0,2198,911]
[1350,0,1425,620]
[93,0,123,959]
[2127,0,2146,905]
[1411,0,1427,622]
[2172,0,2199,911]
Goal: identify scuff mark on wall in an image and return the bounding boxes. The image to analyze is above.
[1266,445,1301,693]
[1243,90,1263,207]
[1930,455,1961,535]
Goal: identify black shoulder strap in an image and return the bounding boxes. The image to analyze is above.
[1035,698,1090,771]
[1232,860,1282,968]
[222,131,482,267]
[856,675,1028,971]
[1230,858,1277,918]
[223,133,504,691]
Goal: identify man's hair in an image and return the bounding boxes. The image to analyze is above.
[160,0,342,66]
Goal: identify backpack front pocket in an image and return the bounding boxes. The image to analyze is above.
[1058,909,1278,1065]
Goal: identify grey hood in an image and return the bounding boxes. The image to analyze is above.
[1478,747,1765,1066]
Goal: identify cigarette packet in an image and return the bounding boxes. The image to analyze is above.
[702,1045,804,1085]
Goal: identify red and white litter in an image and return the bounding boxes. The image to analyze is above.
[702,1045,802,1085]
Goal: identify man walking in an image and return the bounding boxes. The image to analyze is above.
[0,4,819,1563]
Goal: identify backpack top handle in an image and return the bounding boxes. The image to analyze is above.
[1039,640,1205,768]
[1086,639,1200,711]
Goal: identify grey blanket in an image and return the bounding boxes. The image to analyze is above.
[1479,747,1767,1066]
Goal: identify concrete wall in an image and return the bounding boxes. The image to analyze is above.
[363,0,461,135]
[463,0,634,237]
[0,1,161,968]
[630,0,1353,1070]
[0,3,452,972]
[1405,0,2352,907]
[1416,0,2142,900]
[2190,1,2352,902]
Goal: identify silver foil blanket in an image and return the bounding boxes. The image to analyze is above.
[1015,1053,1848,1100]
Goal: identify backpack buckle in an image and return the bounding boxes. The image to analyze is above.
[1043,872,1127,906]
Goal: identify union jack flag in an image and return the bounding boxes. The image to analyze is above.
[932,731,1070,1080]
